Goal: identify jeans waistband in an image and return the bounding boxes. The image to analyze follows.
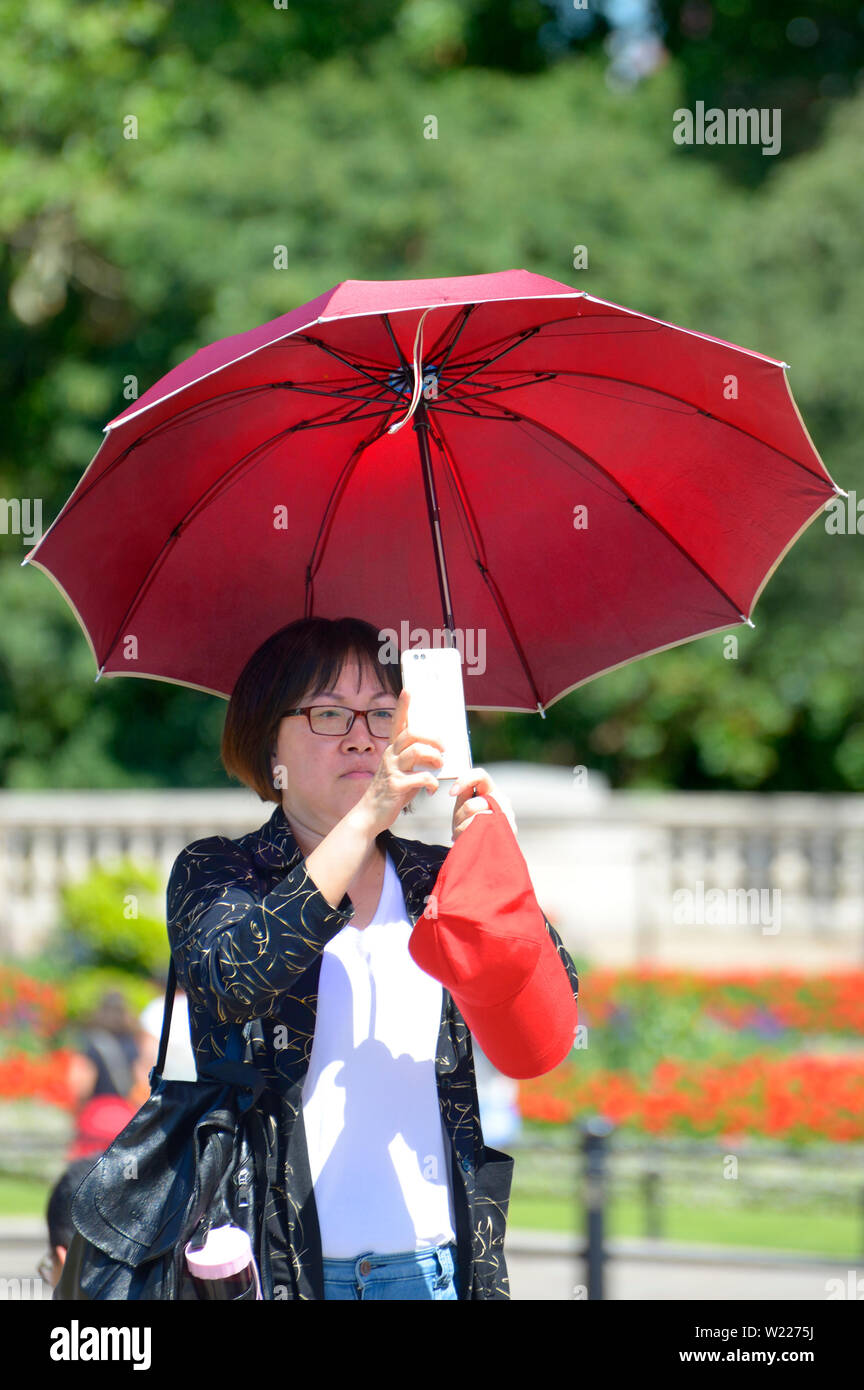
[321,1242,457,1272]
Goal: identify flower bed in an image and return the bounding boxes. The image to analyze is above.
[0,1049,74,1107]
[581,966,864,1035]
[518,965,864,1143]
[3,962,864,1141]
[519,1054,864,1143]
[0,966,66,1048]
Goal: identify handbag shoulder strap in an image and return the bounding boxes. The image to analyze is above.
[154,958,176,1079]
[152,956,247,1085]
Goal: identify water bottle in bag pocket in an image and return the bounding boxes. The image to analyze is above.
[185,1223,263,1300]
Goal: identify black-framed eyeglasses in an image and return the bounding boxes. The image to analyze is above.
[282,705,397,737]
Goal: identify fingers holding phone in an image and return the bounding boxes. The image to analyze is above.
[389,689,448,789]
[354,689,445,833]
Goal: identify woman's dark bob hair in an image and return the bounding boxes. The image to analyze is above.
[221,616,403,805]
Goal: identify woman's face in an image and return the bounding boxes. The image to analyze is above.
[269,653,397,841]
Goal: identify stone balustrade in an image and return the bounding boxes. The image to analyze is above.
[1,768,863,969]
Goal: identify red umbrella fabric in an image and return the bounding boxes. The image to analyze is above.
[23,269,841,713]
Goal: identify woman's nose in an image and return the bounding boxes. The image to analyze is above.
[345,713,375,745]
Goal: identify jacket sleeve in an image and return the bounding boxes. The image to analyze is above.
[166,836,356,1024]
[542,914,579,1009]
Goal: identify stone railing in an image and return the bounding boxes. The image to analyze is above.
[1,772,863,968]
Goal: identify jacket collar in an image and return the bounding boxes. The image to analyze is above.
[249,802,447,924]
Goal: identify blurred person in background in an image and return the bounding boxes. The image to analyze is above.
[65,991,142,1159]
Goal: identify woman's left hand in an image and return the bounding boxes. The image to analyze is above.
[449,768,517,841]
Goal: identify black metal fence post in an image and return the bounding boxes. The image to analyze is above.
[580,1114,614,1300]
[643,1168,662,1239]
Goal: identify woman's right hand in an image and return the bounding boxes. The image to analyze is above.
[352,689,444,836]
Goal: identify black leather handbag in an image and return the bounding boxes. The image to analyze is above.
[54,960,274,1301]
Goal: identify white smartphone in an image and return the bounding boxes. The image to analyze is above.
[400,646,473,781]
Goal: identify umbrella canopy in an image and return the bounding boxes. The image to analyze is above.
[23,269,841,712]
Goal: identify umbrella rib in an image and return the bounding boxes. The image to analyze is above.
[291,335,395,388]
[299,309,488,401]
[51,379,398,525]
[432,374,560,415]
[280,382,397,405]
[423,413,548,714]
[435,310,591,379]
[426,401,523,421]
[381,313,411,371]
[425,304,477,376]
[439,327,542,394]
[299,406,401,428]
[283,382,399,423]
[303,414,399,614]
[441,367,831,488]
[413,305,829,486]
[441,311,664,364]
[429,311,624,388]
[549,375,831,485]
[56,382,293,515]
[453,397,759,622]
[377,302,497,386]
[92,425,319,671]
[94,392,403,671]
[426,419,490,567]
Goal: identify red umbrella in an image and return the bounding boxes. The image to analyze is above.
[23,269,841,713]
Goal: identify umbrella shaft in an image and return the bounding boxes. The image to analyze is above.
[413,399,456,643]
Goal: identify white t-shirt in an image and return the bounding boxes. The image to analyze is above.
[301,852,457,1258]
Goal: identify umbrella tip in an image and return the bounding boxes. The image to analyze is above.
[536,701,547,720]
[95,666,104,683]
[740,615,755,629]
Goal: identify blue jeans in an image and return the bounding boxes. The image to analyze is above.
[321,1242,461,1300]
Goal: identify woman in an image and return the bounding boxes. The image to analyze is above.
[167,615,579,1300]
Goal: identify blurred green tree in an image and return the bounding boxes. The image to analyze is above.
[656,0,864,185]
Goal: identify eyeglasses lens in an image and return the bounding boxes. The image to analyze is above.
[309,707,395,735]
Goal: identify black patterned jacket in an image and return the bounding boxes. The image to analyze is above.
[166,801,579,1300]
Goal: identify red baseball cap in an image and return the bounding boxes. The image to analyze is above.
[408,794,578,1078]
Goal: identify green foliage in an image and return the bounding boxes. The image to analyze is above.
[657,0,864,186]
[56,858,167,977]
[59,966,158,1026]
[578,995,767,1081]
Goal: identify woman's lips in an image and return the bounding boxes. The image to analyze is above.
[342,771,373,778]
